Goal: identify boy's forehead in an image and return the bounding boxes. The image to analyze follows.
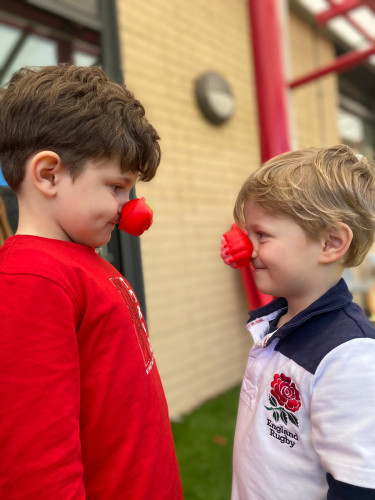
[244,200,268,216]
[82,158,139,185]
[244,201,287,224]
[89,156,121,169]
[90,157,137,176]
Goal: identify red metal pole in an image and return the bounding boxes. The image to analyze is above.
[290,44,375,88]
[248,0,291,163]
[240,0,291,309]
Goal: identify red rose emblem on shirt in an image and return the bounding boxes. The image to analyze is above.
[265,373,301,427]
[271,373,301,412]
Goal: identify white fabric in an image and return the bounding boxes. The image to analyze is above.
[232,323,375,499]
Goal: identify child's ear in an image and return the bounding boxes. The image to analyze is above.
[29,151,62,197]
[318,223,353,265]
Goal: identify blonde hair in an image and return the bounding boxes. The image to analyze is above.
[234,145,375,268]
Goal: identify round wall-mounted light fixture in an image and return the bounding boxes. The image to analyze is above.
[195,71,235,125]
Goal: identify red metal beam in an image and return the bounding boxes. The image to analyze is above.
[362,0,375,9]
[317,0,375,42]
[248,0,291,163]
[316,0,361,23]
[289,44,375,88]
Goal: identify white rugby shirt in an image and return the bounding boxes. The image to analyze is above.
[232,279,375,500]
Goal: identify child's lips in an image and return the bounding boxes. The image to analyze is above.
[253,263,267,271]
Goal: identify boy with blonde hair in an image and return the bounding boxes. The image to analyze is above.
[231,145,375,499]
[0,65,182,499]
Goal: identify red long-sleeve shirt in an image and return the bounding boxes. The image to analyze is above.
[0,235,182,499]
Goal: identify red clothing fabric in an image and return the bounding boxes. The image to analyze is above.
[0,235,182,499]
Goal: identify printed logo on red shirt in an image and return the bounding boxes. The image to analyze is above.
[110,277,154,374]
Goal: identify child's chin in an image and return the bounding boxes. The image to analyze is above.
[76,235,111,248]
[254,280,274,297]
[95,237,111,248]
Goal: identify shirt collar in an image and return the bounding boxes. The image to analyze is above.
[246,278,353,347]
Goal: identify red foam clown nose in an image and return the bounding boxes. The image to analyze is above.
[118,197,153,236]
[221,223,253,268]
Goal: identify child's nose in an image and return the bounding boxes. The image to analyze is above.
[118,193,130,212]
[250,240,258,258]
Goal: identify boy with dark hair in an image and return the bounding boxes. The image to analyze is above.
[0,64,182,499]
[0,195,12,246]
[230,145,375,499]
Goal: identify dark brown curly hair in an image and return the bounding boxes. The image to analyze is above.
[0,64,161,191]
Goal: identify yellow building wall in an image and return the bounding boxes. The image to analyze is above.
[289,12,340,147]
[115,1,340,419]
[116,0,259,418]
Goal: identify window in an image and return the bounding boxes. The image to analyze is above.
[0,0,100,240]
[338,96,375,315]
[338,97,375,158]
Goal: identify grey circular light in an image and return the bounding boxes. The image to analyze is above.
[195,72,235,125]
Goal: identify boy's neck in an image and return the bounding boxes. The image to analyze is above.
[16,197,71,243]
[277,267,344,327]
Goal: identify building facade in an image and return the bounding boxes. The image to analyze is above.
[0,0,374,418]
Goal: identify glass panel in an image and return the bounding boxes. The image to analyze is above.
[73,50,98,66]
[0,24,22,67]
[1,32,57,85]
[338,108,364,149]
[339,106,375,315]
[328,16,366,48]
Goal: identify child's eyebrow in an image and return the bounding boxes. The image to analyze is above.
[246,223,263,231]
[113,174,137,184]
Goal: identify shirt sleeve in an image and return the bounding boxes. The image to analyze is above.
[0,274,85,499]
[311,338,375,491]
[327,473,375,499]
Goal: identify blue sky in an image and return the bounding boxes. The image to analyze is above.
[0,169,7,186]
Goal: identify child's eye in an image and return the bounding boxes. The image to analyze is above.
[257,232,268,239]
[112,185,122,193]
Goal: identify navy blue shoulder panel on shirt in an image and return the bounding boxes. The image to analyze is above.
[274,301,375,375]
[327,473,375,499]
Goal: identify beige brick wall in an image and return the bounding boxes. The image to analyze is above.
[115,0,259,418]
[115,1,341,419]
[289,12,340,147]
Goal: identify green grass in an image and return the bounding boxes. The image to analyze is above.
[171,384,241,500]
